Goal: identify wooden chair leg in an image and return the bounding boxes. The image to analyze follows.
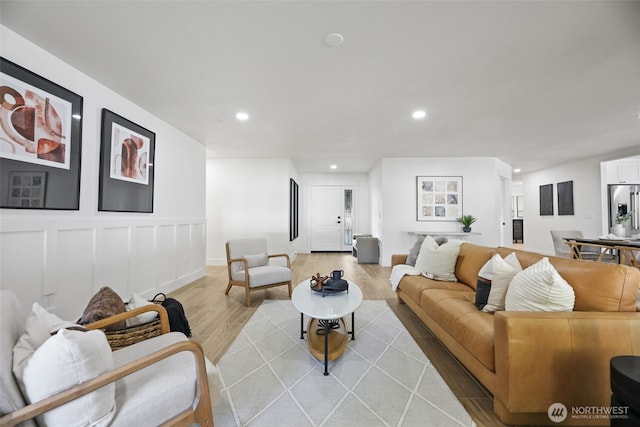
[287,282,292,297]
[224,283,232,295]
[245,287,251,307]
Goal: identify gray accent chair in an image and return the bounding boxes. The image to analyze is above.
[225,238,292,306]
[352,234,379,264]
[0,290,219,426]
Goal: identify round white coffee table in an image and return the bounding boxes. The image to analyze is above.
[291,279,363,375]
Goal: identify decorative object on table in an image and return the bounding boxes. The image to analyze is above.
[98,108,155,212]
[456,214,477,232]
[310,272,349,296]
[416,176,462,221]
[612,212,632,237]
[0,57,83,210]
[557,180,574,215]
[539,183,554,216]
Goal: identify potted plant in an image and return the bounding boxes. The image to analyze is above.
[612,212,631,237]
[456,214,477,232]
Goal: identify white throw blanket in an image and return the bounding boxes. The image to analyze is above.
[389,264,423,291]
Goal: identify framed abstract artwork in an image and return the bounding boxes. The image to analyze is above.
[98,109,155,212]
[416,176,462,221]
[0,57,83,209]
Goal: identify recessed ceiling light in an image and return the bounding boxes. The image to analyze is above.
[513,168,521,173]
[412,110,427,119]
[236,112,249,121]
[330,165,337,169]
[325,33,344,47]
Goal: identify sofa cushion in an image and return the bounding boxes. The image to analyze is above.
[420,289,495,371]
[405,235,425,266]
[414,236,461,281]
[397,275,472,304]
[505,257,575,312]
[21,328,116,427]
[245,252,269,268]
[478,253,522,313]
[126,293,158,327]
[496,247,640,312]
[454,243,495,289]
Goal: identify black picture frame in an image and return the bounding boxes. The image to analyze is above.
[289,178,299,241]
[557,180,574,216]
[539,183,554,216]
[98,109,155,213]
[0,57,83,209]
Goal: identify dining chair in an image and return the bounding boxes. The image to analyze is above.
[617,246,640,268]
[550,230,616,262]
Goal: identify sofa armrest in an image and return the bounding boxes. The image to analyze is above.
[391,254,408,267]
[0,340,212,427]
[84,303,170,335]
[494,311,640,415]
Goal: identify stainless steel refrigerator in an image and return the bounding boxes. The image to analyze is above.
[608,184,640,233]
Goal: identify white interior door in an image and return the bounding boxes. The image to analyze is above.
[310,186,354,251]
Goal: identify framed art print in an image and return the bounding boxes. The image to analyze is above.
[539,183,554,216]
[98,109,155,212]
[416,176,462,221]
[557,180,574,216]
[0,57,83,209]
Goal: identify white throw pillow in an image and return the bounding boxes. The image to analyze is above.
[13,303,75,391]
[414,236,462,282]
[22,328,116,427]
[505,257,575,312]
[480,253,522,313]
[245,252,268,268]
[126,293,158,327]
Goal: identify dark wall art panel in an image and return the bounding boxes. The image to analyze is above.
[557,180,574,216]
[289,178,299,241]
[0,57,83,209]
[539,183,554,216]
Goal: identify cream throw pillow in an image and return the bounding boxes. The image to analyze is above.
[414,236,462,282]
[477,253,522,312]
[245,252,269,268]
[505,257,575,312]
[22,328,116,427]
[13,303,75,393]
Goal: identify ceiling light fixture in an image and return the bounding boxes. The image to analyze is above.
[330,165,337,170]
[325,33,344,47]
[513,168,522,173]
[236,112,249,121]
[412,110,427,119]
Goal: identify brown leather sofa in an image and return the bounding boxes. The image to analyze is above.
[392,242,640,426]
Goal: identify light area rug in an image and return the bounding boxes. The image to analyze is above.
[212,299,475,427]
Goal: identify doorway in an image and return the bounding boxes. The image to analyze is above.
[310,186,355,252]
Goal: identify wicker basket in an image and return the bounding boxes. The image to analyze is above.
[104,317,162,351]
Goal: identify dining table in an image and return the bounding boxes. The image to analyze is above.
[563,236,640,264]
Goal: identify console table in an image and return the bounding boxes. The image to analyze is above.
[408,231,481,238]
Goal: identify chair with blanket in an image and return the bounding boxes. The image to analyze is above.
[0,290,220,426]
[225,238,292,306]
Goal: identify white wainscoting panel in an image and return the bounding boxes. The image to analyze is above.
[101,227,131,300]
[131,225,157,296]
[56,228,95,320]
[175,224,191,280]
[156,224,176,289]
[0,230,45,310]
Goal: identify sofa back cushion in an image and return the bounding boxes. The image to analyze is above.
[496,247,640,312]
[454,243,495,289]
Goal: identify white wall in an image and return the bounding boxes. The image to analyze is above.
[0,26,206,319]
[522,149,640,255]
[375,157,512,266]
[206,158,293,264]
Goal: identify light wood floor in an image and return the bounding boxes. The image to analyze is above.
[170,252,505,426]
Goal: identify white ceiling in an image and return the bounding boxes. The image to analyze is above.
[1,0,639,174]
